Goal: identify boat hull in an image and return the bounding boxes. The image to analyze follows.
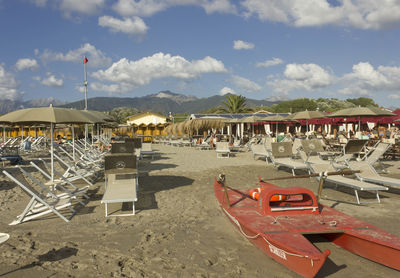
[214,178,400,277]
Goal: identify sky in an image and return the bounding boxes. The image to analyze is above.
[1,0,400,108]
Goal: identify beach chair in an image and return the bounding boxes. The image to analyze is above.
[250,144,270,163]
[53,152,95,186]
[363,142,392,172]
[140,143,156,159]
[102,154,138,217]
[3,168,77,225]
[29,159,89,205]
[334,139,368,165]
[309,163,388,204]
[346,160,400,189]
[270,142,309,176]
[215,142,231,158]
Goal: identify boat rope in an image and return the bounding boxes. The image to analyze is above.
[223,208,260,239]
[222,208,314,266]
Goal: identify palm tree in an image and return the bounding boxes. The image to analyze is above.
[219,94,251,114]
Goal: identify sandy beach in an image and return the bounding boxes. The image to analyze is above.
[0,144,399,278]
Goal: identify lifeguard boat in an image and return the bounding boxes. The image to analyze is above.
[214,175,400,278]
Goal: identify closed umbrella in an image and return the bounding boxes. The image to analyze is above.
[0,105,95,181]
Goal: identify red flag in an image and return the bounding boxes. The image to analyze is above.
[83,57,88,64]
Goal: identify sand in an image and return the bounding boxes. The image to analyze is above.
[0,144,399,278]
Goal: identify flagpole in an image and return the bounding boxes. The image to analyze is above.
[83,57,88,149]
[84,57,88,110]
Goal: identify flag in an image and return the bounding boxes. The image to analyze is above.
[83,56,88,64]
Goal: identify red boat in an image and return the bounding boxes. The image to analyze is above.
[214,175,400,278]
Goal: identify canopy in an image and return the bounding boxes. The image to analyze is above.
[327,106,395,117]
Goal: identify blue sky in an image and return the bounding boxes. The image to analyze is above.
[1,0,400,108]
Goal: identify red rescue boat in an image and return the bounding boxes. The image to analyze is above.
[214,175,400,278]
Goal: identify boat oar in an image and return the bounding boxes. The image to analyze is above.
[259,170,361,181]
[260,170,361,203]
[217,173,230,208]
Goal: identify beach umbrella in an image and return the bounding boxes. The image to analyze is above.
[264,115,292,135]
[328,106,395,131]
[0,105,94,181]
[186,117,228,133]
[291,110,326,133]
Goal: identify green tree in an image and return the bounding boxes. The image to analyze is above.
[346,97,378,107]
[219,94,251,113]
[108,107,140,124]
[270,98,317,113]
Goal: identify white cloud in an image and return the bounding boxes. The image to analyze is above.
[91,52,227,93]
[0,64,22,100]
[338,87,371,97]
[36,73,64,87]
[39,43,111,68]
[30,0,48,7]
[232,75,261,92]
[59,0,105,15]
[388,94,400,99]
[98,15,148,35]
[240,0,400,30]
[233,40,254,50]
[15,58,39,71]
[220,86,236,95]
[269,63,333,94]
[113,0,237,17]
[341,62,400,95]
[256,57,283,68]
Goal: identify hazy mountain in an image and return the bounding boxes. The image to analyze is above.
[0,98,67,114]
[59,91,280,114]
[149,90,198,104]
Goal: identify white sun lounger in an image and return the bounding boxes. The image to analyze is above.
[216,142,231,158]
[102,154,138,217]
[140,143,156,159]
[250,144,270,162]
[347,160,400,189]
[270,142,309,176]
[3,168,77,225]
[309,163,388,204]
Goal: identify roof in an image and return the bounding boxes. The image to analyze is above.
[127,111,166,121]
[189,113,288,120]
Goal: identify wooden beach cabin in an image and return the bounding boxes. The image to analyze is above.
[126,112,168,141]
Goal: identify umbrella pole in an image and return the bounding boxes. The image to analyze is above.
[51,123,54,182]
[72,125,75,161]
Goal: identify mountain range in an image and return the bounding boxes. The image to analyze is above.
[58,91,280,114]
[0,91,280,115]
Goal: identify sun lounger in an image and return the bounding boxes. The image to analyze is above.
[216,142,230,158]
[270,142,309,176]
[3,168,77,225]
[102,154,138,216]
[346,160,400,189]
[140,143,156,159]
[250,144,270,162]
[309,163,388,204]
[29,160,89,205]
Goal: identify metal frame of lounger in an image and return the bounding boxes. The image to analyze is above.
[346,160,400,189]
[53,152,94,186]
[29,160,89,205]
[3,168,76,225]
[309,163,388,204]
[216,142,230,158]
